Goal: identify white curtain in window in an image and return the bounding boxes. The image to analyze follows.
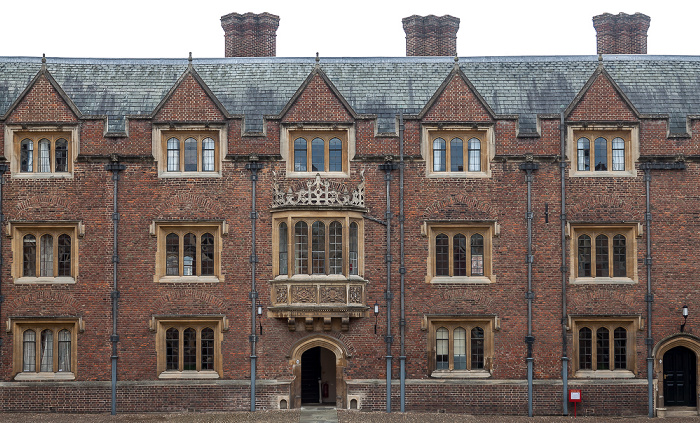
[23,330,36,372]
[40,234,54,277]
[40,330,53,372]
[58,330,71,372]
[38,139,51,172]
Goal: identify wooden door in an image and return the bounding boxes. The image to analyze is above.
[664,346,697,407]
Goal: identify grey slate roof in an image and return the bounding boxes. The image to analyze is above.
[1,55,700,134]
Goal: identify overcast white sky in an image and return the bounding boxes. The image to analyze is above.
[2,0,698,59]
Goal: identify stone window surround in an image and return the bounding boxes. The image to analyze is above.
[150,220,227,283]
[152,124,227,178]
[8,317,84,381]
[5,125,79,179]
[567,124,639,177]
[421,124,494,178]
[281,124,355,178]
[9,221,84,285]
[568,315,642,378]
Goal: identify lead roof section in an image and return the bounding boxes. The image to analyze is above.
[1,55,699,135]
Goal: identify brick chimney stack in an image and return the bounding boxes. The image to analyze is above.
[402,15,460,56]
[221,12,280,57]
[593,12,651,54]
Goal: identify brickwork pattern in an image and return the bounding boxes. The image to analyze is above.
[402,15,459,57]
[593,13,650,55]
[221,12,279,57]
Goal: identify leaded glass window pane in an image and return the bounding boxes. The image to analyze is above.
[183,328,196,370]
[40,329,54,372]
[202,138,215,172]
[167,138,180,172]
[579,327,592,369]
[311,138,324,172]
[58,329,71,372]
[23,330,36,372]
[201,328,214,370]
[183,233,196,276]
[471,234,484,276]
[38,139,50,173]
[613,234,626,277]
[596,327,610,370]
[578,235,591,277]
[40,234,54,277]
[329,221,342,274]
[468,138,481,172]
[471,327,485,369]
[166,233,179,276]
[57,234,71,277]
[184,138,197,172]
[436,327,449,370]
[454,327,466,370]
[453,234,466,276]
[614,327,627,369]
[435,234,449,276]
[311,221,325,274]
[166,328,179,370]
[433,138,446,172]
[577,138,590,171]
[294,222,308,274]
[329,138,342,172]
[595,234,609,277]
[349,222,358,276]
[594,137,607,171]
[294,138,307,172]
[612,137,625,171]
[23,235,36,277]
[450,138,463,172]
[21,139,33,172]
[55,139,68,172]
[201,233,214,276]
[278,223,288,276]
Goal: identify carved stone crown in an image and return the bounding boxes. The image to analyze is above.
[273,171,365,208]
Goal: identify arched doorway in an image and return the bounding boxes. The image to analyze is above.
[654,334,700,413]
[301,346,337,404]
[664,346,697,407]
[290,335,348,409]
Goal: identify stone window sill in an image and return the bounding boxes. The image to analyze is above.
[431,370,491,379]
[574,370,635,379]
[157,276,221,284]
[430,276,492,284]
[15,372,75,381]
[158,370,220,380]
[571,277,635,285]
[15,276,76,285]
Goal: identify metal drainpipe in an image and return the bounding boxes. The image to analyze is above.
[398,113,406,412]
[379,159,397,412]
[643,164,654,418]
[559,113,569,416]
[246,159,263,412]
[0,164,7,356]
[520,160,538,417]
[106,159,125,416]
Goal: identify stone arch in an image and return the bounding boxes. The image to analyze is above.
[288,334,349,409]
[654,334,700,411]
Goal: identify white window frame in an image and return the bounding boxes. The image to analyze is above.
[152,124,227,178]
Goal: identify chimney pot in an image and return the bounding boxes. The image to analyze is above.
[221,12,280,57]
[593,12,650,55]
[402,15,460,57]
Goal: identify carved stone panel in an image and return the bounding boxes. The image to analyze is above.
[348,285,362,304]
[276,286,289,304]
[291,285,316,303]
[320,286,346,303]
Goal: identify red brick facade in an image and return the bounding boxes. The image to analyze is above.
[0,11,698,419]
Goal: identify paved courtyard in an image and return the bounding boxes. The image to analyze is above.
[0,410,699,423]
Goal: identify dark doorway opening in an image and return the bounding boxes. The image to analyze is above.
[664,346,697,407]
[300,346,337,405]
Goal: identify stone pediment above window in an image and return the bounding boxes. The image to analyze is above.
[272,171,365,209]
